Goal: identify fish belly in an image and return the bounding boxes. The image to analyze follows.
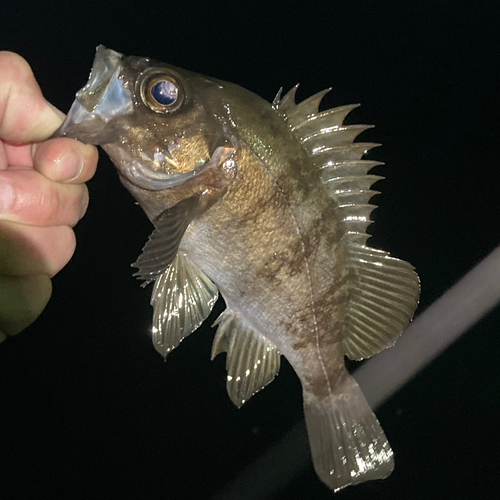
[181,147,346,348]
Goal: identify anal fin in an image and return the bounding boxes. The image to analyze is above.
[211,310,280,407]
[303,373,393,491]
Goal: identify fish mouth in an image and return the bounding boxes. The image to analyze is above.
[51,45,133,144]
[53,45,237,191]
[75,45,124,112]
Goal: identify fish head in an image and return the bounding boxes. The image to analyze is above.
[54,45,237,192]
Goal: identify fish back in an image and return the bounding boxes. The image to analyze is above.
[275,87,420,360]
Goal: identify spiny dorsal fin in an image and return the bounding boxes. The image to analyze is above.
[275,87,420,360]
[275,87,380,247]
[211,309,280,407]
[132,195,200,285]
[150,251,218,358]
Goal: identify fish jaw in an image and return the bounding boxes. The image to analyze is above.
[105,142,237,194]
[52,45,133,144]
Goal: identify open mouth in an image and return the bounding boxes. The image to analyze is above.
[75,46,124,112]
[50,45,133,144]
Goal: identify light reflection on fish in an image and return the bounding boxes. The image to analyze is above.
[54,46,420,491]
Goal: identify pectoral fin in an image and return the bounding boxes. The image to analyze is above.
[211,309,281,407]
[150,251,218,358]
[132,195,200,285]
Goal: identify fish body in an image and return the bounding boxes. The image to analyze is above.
[55,46,420,491]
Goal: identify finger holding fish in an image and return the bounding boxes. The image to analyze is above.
[0,221,75,337]
[0,221,76,277]
[0,51,98,341]
[0,170,88,227]
[0,163,89,339]
[0,51,64,144]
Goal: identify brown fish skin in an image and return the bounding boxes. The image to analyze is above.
[174,84,350,402]
[53,46,418,491]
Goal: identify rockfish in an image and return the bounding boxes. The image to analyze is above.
[54,46,420,491]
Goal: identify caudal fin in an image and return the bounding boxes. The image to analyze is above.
[303,374,394,491]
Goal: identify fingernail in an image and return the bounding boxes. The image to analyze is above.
[0,330,7,343]
[47,101,66,121]
[57,149,84,182]
[0,183,14,213]
[79,187,89,220]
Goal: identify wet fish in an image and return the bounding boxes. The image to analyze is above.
[54,46,420,491]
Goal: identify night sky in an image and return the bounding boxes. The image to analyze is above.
[1,1,500,499]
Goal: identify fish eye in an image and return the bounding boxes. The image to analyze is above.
[151,80,178,105]
[140,70,184,113]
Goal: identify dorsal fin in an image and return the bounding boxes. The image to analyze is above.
[275,87,420,360]
[341,244,420,359]
[211,309,281,407]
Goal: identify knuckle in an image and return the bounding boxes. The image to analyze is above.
[44,183,63,223]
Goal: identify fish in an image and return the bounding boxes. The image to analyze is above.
[53,45,420,492]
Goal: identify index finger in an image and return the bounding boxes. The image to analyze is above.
[0,52,64,143]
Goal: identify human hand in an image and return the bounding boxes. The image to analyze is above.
[0,52,98,342]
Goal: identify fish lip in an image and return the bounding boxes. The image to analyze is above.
[50,45,130,144]
[101,140,209,191]
[119,157,209,191]
[109,141,238,192]
[50,100,108,144]
[76,45,124,112]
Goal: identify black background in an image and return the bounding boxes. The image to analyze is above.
[1,1,500,499]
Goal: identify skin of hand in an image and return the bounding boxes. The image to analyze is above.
[0,51,98,342]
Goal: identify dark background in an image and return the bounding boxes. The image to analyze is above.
[1,1,500,499]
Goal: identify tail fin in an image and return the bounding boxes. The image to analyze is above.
[303,374,394,491]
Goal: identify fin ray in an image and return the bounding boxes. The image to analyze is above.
[276,85,299,118]
[301,125,374,151]
[292,104,361,135]
[132,195,200,285]
[275,86,420,361]
[303,374,394,491]
[342,244,420,360]
[151,252,218,357]
[211,309,280,407]
[286,88,331,127]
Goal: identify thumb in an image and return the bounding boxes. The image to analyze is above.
[0,51,65,144]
